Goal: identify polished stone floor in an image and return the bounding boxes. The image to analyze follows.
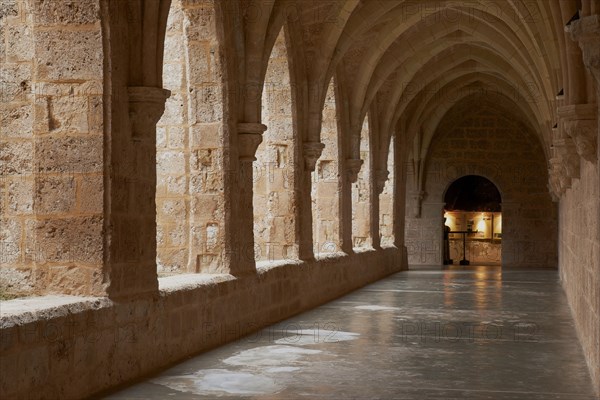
[105,266,599,399]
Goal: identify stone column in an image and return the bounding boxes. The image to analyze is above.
[231,122,267,275]
[299,141,325,260]
[108,86,170,299]
[393,135,407,250]
[420,201,445,265]
[372,169,389,249]
[408,190,426,218]
[500,201,520,268]
[341,158,363,253]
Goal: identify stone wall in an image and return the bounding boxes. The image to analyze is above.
[0,248,404,399]
[559,159,600,392]
[406,105,558,267]
[449,240,502,264]
[1,0,104,296]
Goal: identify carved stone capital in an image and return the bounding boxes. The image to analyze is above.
[558,104,598,163]
[409,190,425,218]
[375,169,390,194]
[237,122,267,162]
[568,15,600,85]
[553,137,580,180]
[547,175,560,202]
[303,141,325,171]
[345,158,363,183]
[128,87,171,141]
[549,157,570,196]
[565,119,598,163]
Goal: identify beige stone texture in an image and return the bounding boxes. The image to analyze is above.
[559,160,600,389]
[0,0,599,397]
[0,0,105,297]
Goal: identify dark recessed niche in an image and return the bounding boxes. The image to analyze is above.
[444,175,501,212]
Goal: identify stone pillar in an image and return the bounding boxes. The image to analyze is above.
[341,158,363,253]
[108,86,170,299]
[393,135,407,250]
[372,169,389,249]
[299,141,324,260]
[408,190,425,218]
[232,122,267,274]
[500,201,520,267]
[421,201,445,265]
[1,0,107,297]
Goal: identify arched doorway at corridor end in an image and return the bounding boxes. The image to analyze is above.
[443,175,502,266]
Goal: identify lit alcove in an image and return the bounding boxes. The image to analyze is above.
[443,175,502,265]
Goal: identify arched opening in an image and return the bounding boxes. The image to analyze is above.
[443,175,502,266]
[352,115,372,250]
[379,136,395,247]
[253,28,298,264]
[312,78,341,256]
[405,94,557,268]
[156,0,225,275]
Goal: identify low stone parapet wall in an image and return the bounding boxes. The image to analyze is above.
[0,247,404,399]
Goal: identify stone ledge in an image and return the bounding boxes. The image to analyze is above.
[353,247,376,254]
[158,273,234,293]
[314,251,348,262]
[256,259,303,273]
[0,295,109,328]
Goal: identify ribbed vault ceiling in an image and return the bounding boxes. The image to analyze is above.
[264,0,586,161]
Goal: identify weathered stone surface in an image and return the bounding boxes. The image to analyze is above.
[1,102,33,138]
[34,136,103,174]
[7,178,34,214]
[32,0,100,25]
[28,217,103,265]
[5,24,34,61]
[77,175,103,214]
[0,218,22,265]
[0,141,33,176]
[560,161,600,393]
[34,176,76,214]
[0,62,32,104]
[34,30,102,81]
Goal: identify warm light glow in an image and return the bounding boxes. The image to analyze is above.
[476,215,487,233]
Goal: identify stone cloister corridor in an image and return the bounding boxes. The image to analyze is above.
[105,267,598,399]
[0,0,599,399]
